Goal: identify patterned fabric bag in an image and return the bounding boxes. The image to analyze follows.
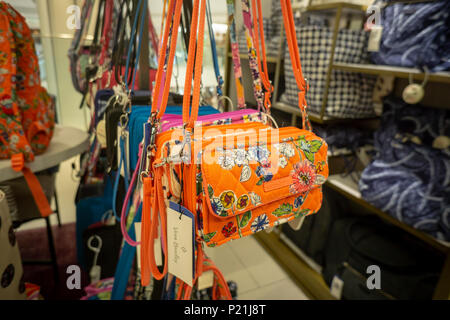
[370,0,450,72]
[359,96,450,241]
[68,0,97,94]
[0,190,26,300]
[0,2,55,218]
[282,25,377,119]
[140,0,328,289]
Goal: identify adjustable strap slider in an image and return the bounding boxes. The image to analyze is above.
[11,153,25,172]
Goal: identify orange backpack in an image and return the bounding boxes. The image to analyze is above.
[0,2,55,217]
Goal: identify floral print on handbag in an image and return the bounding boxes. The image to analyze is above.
[196,127,328,247]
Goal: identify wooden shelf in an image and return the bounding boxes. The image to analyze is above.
[227,52,279,64]
[272,101,378,125]
[328,145,373,158]
[254,231,335,300]
[333,63,450,84]
[292,2,367,12]
[326,173,450,253]
[273,101,330,124]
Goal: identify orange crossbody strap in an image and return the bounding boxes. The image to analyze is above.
[280,0,311,131]
[151,0,183,119]
[251,0,273,112]
[11,153,52,218]
[159,0,169,49]
[156,0,184,119]
[182,259,232,300]
[151,0,175,114]
[182,0,201,126]
[147,168,168,280]
[183,0,207,129]
[140,176,153,286]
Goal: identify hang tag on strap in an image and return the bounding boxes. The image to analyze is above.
[155,217,163,267]
[167,201,195,287]
[135,222,142,269]
[96,119,107,147]
[368,26,383,52]
[117,127,130,178]
[330,275,344,299]
[402,83,425,104]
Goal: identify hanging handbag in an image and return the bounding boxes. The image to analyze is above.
[68,0,104,95]
[282,16,376,119]
[140,0,328,290]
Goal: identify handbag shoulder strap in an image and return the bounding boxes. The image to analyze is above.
[181,0,194,54]
[147,7,159,58]
[182,0,206,128]
[99,0,114,67]
[91,0,106,50]
[150,0,184,121]
[226,0,246,110]
[69,0,95,55]
[113,0,137,89]
[251,0,273,112]
[240,0,264,111]
[280,0,311,131]
[206,0,224,102]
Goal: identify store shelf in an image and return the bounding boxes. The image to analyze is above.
[273,101,330,124]
[227,52,279,64]
[293,2,367,12]
[254,231,335,300]
[332,63,450,84]
[326,173,450,253]
[272,101,379,125]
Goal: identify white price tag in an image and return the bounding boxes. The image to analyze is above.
[135,222,142,270]
[167,202,195,287]
[117,127,130,178]
[368,26,383,52]
[154,219,163,267]
[330,275,344,300]
[89,265,101,284]
[96,119,107,148]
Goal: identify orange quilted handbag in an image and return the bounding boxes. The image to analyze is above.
[0,2,55,217]
[141,0,328,288]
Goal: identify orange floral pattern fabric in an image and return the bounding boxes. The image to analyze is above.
[0,2,54,162]
[197,128,328,247]
[154,122,328,248]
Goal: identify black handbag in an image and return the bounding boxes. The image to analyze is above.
[323,216,444,300]
[281,186,346,267]
[82,220,123,281]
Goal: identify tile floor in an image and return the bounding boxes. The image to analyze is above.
[18,157,309,300]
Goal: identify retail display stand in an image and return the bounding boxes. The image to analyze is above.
[0,126,89,183]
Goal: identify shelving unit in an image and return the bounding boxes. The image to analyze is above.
[224,1,374,124]
[224,0,450,300]
[333,63,450,84]
[326,173,450,300]
[326,174,450,253]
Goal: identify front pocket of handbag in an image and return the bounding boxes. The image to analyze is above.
[199,127,329,247]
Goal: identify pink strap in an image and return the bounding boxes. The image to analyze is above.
[99,0,113,66]
[120,144,143,246]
